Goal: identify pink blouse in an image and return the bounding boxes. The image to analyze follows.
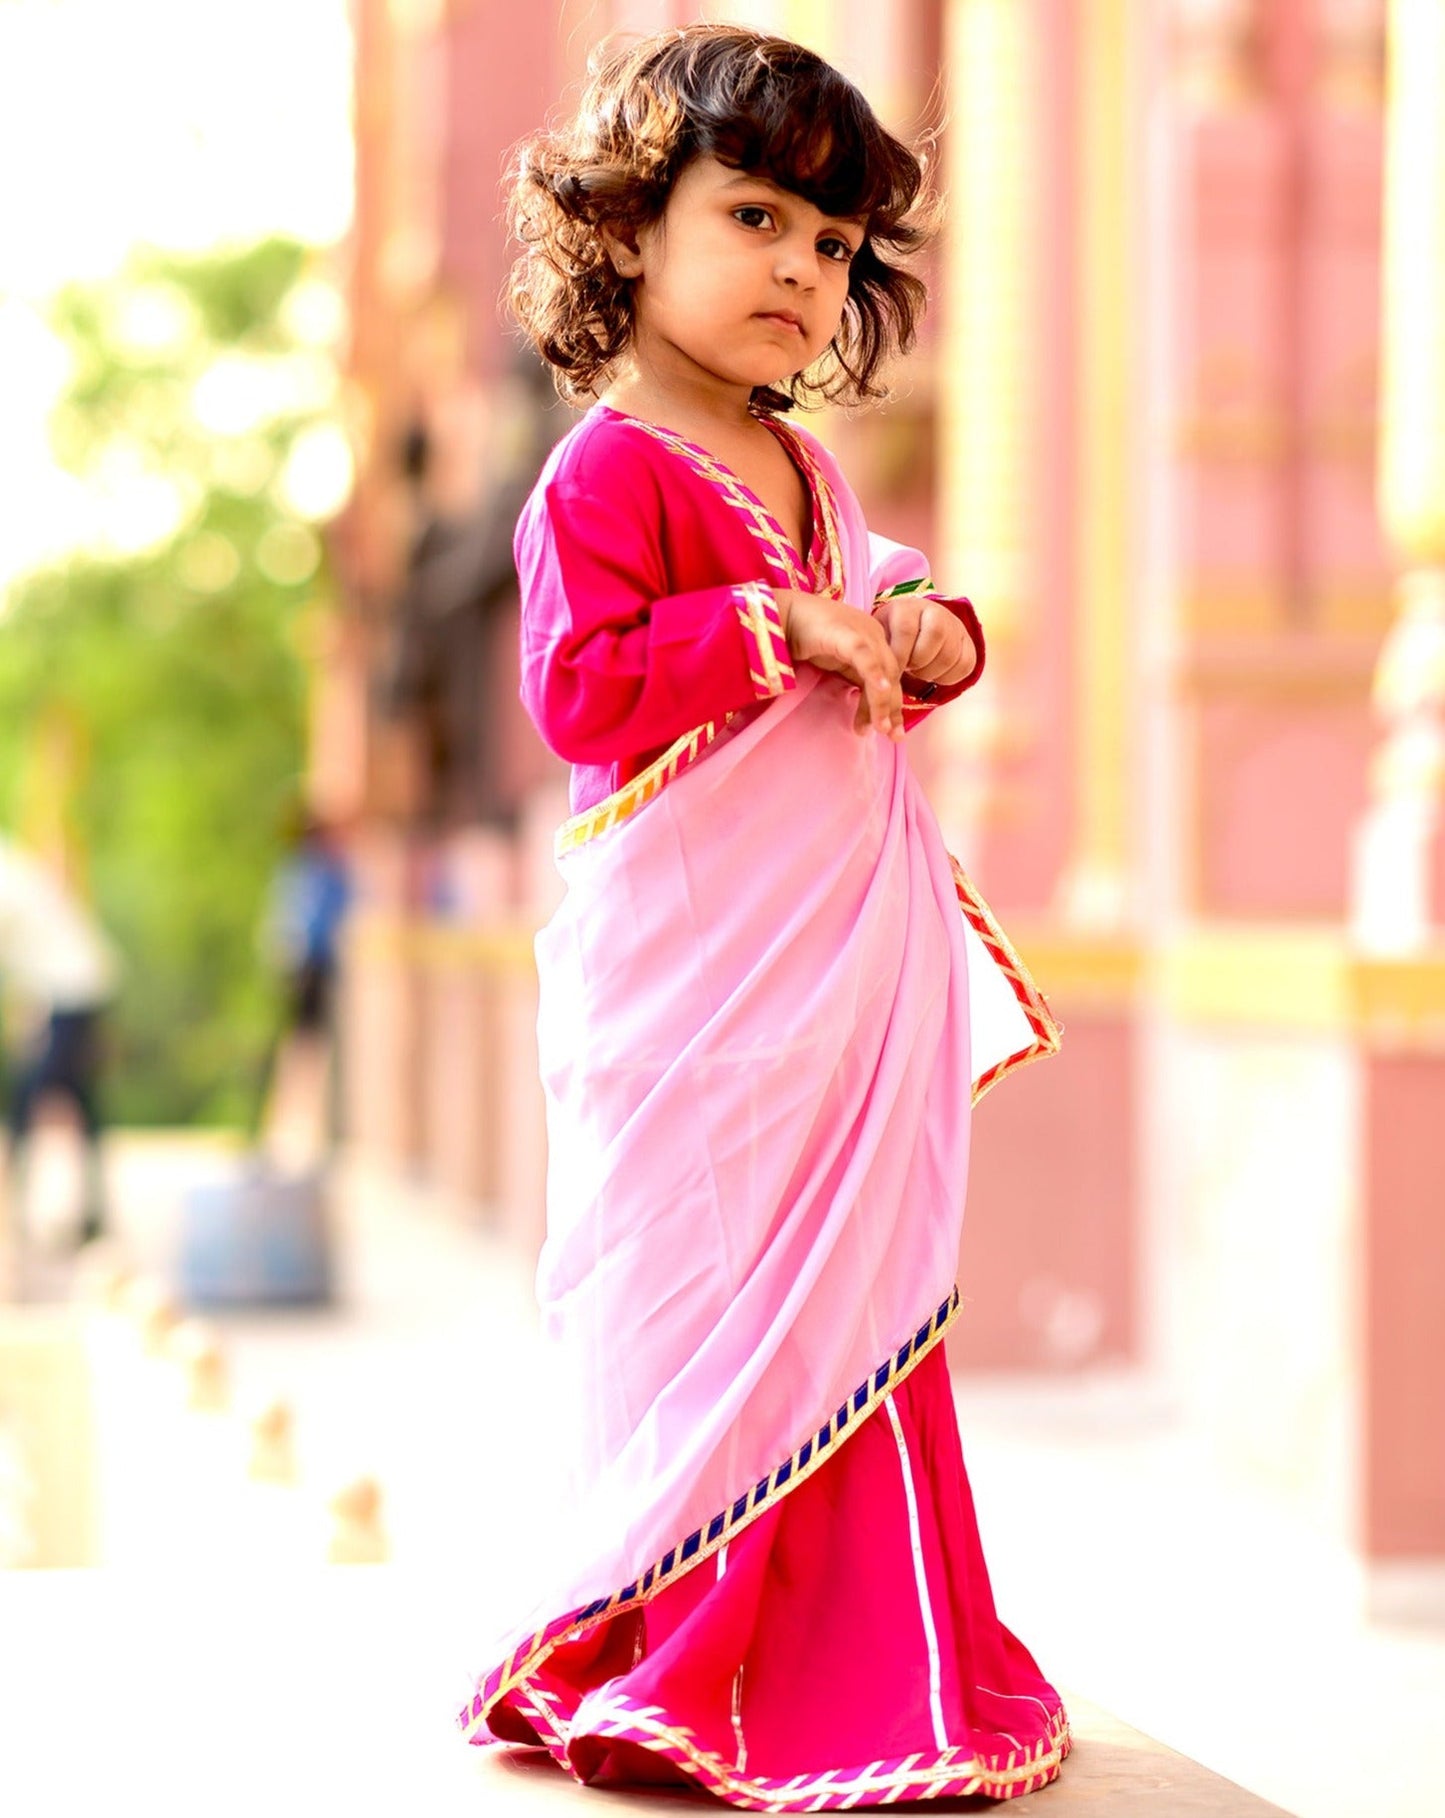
[514,404,984,815]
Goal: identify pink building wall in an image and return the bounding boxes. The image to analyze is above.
[1169,3,1390,919]
[331,0,1445,1584]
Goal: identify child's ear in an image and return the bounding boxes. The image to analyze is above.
[599,224,644,279]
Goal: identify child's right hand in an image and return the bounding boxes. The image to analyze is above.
[775,589,905,742]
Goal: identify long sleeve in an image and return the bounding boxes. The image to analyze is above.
[867,534,986,724]
[517,470,795,767]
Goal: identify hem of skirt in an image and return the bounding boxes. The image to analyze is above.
[502,1689,1072,1811]
[457,1286,961,1744]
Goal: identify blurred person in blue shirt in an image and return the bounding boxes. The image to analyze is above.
[260,811,352,1165]
[270,812,352,1038]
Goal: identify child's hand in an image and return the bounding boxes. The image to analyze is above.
[776,589,905,741]
[871,596,978,692]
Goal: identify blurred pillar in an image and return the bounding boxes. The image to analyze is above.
[1353,1,1445,953]
[332,0,449,1179]
[417,833,513,1214]
[338,0,441,824]
[341,847,429,1174]
[1351,0,1445,1607]
[1060,0,1133,929]
[935,0,1057,898]
[939,0,1146,1372]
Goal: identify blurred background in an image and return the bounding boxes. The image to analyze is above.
[1,3,1443,1816]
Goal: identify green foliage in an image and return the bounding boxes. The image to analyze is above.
[0,238,339,1126]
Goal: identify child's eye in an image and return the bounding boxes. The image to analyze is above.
[818,236,856,264]
[733,205,775,231]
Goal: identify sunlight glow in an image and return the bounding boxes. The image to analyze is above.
[0,0,354,589]
[278,424,355,523]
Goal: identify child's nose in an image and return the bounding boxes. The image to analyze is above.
[773,235,817,287]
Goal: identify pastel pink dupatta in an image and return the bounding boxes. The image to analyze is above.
[459,421,1058,1747]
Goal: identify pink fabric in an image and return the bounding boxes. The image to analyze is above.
[487,1345,1067,1808]
[515,405,983,815]
[524,660,971,1623]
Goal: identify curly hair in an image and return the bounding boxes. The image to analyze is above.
[506,24,933,413]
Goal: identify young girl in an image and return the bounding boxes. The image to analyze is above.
[457,25,1067,1808]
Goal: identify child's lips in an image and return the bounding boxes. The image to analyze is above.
[756,311,805,335]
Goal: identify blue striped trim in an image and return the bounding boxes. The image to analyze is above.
[459,1287,961,1738]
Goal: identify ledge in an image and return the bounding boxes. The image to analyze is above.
[0,1565,1294,1816]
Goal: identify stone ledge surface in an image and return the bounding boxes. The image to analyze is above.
[0,1571,1293,1816]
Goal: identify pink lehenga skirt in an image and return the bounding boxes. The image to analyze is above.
[479,1342,1067,1808]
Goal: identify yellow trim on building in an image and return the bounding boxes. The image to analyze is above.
[1352,953,1445,1044]
[1160,927,1445,1046]
[348,909,1445,1047]
[1161,927,1353,1031]
[346,913,537,976]
[1179,587,1393,640]
[1009,930,1145,1008]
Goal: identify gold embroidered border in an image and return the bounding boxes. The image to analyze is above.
[759,417,846,600]
[571,1694,1070,1811]
[554,716,734,857]
[620,415,810,589]
[509,1681,569,1760]
[953,859,1064,1104]
[735,581,796,698]
[459,1289,961,1743]
[616,409,845,600]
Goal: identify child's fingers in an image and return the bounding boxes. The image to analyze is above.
[839,649,902,739]
[862,640,905,741]
[906,608,977,687]
[936,633,977,686]
[835,621,901,739]
[867,671,905,741]
[904,608,954,677]
[791,597,904,739]
[852,677,901,737]
[873,598,921,673]
[848,636,903,740]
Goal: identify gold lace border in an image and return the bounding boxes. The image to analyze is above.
[556,1694,1071,1810]
[555,716,735,857]
[955,859,1064,1106]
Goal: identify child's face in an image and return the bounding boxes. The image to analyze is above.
[611,155,863,400]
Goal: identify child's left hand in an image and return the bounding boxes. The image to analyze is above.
[870,597,978,695]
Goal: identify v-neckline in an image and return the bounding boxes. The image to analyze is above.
[595,403,829,585]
